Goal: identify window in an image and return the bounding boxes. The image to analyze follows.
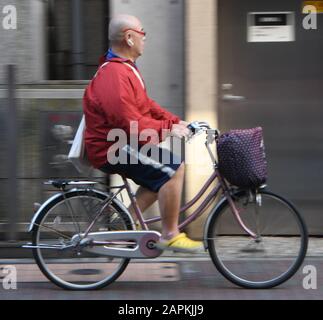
[47,0,109,80]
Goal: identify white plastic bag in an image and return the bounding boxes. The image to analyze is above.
[68,115,93,175]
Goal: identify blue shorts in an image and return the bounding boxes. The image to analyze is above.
[99,144,183,193]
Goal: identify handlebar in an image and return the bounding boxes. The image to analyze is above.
[186,121,220,143]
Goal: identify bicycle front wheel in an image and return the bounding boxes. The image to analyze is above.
[207,189,308,289]
[32,189,133,290]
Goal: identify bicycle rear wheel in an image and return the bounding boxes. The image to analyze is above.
[207,189,308,289]
[32,189,134,290]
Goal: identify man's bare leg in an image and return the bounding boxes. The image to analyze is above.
[128,186,158,221]
[128,163,184,239]
[158,163,185,240]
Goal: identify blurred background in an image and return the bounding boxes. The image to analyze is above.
[0,0,322,253]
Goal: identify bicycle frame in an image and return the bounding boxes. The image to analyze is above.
[123,169,257,239]
[95,134,258,240]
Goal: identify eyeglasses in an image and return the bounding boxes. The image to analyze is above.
[123,28,146,37]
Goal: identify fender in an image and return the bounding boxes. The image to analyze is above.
[28,191,65,232]
[28,188,134,232]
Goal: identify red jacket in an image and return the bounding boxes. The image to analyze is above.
[83,57,180,169]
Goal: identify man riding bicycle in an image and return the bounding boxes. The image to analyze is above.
[83,14,203,253]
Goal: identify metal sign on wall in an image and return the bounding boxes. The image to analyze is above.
[247,12,295,42]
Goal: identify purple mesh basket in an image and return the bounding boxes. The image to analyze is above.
[217,127,268,188]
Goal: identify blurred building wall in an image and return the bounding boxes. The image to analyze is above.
[0,0,47,84]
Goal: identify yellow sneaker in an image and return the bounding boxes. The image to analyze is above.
[157,233,204,253]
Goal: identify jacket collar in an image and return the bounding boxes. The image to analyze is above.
[99,55,137,69]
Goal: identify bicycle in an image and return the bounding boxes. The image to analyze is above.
[24,122,308,290]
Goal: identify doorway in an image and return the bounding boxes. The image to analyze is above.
[218,0,323,234]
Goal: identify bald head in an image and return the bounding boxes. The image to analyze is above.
[109,14,141,43]
[108,14,146,61]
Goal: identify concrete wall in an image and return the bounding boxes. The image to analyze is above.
[0,0,47,84]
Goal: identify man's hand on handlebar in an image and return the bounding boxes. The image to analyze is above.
[170,120,217,141]
[170,123,191,139]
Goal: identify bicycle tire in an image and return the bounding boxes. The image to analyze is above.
[207,189,308,289]
[32,189,134,290]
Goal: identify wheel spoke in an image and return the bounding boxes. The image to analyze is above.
[33,222,72,240]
